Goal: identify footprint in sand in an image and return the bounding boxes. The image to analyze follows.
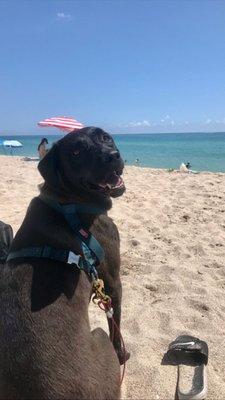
[187,244,206,256]
[188,299,210,313]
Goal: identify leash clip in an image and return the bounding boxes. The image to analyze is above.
[92,278,111,306]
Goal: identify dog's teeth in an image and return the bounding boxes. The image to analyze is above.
[106,183,112,189]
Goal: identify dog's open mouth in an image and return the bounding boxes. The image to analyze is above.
[99,171,124,190]
[89,171,125,197]
[99,171,125,197]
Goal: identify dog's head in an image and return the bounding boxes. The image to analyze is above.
[38,127,125,209]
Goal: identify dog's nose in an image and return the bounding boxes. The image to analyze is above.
[106,150,120,163]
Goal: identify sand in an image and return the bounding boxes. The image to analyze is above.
[1,155,225,399]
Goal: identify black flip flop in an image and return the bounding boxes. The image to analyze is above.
[167,335,208,400]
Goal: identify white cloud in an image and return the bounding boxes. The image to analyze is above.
[127,120,151,127]
[57,12,72,20]
[142,120,151,126]
[161,115,175,125]
[117,116,225,132]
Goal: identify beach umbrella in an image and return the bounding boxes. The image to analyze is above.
[2,140,23,148]
[0,140,23,155]
[37,116,84,133]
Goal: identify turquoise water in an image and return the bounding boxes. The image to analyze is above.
[0,133,225,173]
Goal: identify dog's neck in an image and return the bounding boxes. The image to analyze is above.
[39,188,108,230]
[39,183,112,214]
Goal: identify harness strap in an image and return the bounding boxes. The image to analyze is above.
[40,196,105,264]
[7,197,105,278]
[7,246,69,263]
[6,246,97,276]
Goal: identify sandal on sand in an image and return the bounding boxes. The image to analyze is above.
[168,335,208,400]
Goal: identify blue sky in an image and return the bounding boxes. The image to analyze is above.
[0,0,225,134]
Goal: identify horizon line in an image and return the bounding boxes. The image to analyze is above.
[1,131,225,136]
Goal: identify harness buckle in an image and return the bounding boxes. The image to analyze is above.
[67,251,80,265]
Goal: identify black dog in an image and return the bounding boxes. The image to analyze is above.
[0,127,129,399]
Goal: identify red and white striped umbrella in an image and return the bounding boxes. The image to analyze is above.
[37,116,84,132]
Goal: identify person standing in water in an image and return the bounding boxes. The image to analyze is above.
[38,138,48,160]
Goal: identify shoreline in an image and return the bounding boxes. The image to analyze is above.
[2,131,225,173]
[1,155,225,175]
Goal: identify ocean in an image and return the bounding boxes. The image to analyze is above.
[0,132,225,173]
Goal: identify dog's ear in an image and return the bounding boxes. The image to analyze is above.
[38,144,60,188]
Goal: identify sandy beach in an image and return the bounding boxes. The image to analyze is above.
[1,155,225,399]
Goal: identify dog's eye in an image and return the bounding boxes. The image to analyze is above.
[73,150,80,156]
[101,135,110,142]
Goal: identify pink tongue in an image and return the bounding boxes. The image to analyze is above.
[116,176,123,187]
[99,175,123,189]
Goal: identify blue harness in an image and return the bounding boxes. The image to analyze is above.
[7,197,105,279]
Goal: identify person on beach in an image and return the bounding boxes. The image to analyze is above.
[180,161,199,174]
[135,158,140,166]
[180,162,189,172]
[186,162,191,170]
[38,138,48,160]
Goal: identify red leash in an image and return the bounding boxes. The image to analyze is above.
[92,279,127,385]
[98,300,126,385]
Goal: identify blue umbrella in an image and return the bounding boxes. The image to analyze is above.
[0,140,23,155]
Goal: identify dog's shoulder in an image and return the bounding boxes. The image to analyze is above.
[92,214,119,240]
